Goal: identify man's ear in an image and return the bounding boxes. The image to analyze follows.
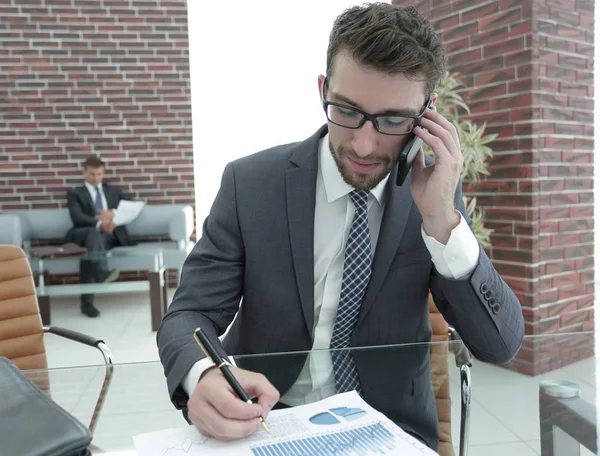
[317,75,326,101]
[431,91,438,108]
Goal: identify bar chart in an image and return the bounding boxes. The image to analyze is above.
[249,422,399,456]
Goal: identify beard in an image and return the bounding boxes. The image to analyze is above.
[329,140,396,191]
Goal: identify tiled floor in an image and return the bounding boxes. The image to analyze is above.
[44,291,598,455]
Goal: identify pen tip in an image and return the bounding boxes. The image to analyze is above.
[260,418,270,433]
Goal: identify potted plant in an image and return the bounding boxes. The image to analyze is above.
[429,71,497,246]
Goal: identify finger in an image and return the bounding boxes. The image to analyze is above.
[422,109,460,152]
[195,399,261,440]
[255,386,280,418]
[208,384,264,421]
[413,125,454,164]
[243,373,280,417]
[412,147,426,172]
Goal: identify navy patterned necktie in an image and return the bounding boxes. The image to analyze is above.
[330,190,372,394]
[94,187,103,214]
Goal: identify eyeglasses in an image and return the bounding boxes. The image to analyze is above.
[322,77,432,136]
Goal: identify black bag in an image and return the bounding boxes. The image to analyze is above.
[0,356,92,456]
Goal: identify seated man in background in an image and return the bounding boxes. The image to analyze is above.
[66,155,133,317]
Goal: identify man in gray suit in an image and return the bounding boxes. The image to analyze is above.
[158,4,524,451]
[66,155,132,317]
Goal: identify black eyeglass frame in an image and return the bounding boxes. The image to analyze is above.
[321,76,433,136]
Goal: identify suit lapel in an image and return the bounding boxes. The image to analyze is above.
[78,185,96,214]
[357,164,414,325]
[102,184,115,209]
[286,126,326,337]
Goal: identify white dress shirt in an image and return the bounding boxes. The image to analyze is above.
[84,181,108,229]
[182,134,480,399]
[84,181,107,212]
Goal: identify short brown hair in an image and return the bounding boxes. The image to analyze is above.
[83,155,105,169]
[326,3,446,96]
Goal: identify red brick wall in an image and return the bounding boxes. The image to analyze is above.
[0,0,194,211]
[393,0,594,375]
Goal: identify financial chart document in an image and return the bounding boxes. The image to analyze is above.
[133,391,436,456]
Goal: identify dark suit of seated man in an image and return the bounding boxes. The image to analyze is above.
[66,155,133,317]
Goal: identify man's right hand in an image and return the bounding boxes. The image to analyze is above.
[99,220,116,233]
[187,367,280,441]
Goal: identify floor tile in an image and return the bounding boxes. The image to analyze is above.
[466,441,539,456]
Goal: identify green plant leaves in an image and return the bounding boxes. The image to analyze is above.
[433,71,495,246]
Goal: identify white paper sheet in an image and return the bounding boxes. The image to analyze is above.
[112,200,145,226]
[133,391,437,456]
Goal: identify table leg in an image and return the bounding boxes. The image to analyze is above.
[149,268,166,332]
[38,296,51,325]
[162,269,169,314]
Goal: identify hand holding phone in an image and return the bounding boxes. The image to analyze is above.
[408,97,464,244]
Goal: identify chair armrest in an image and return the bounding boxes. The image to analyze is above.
[43,326,113,365]
[0,214,23,246]
[44,326,114,434]
[168,205,194,245]
[449,327,472,368]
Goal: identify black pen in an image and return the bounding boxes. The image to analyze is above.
[193,327,270,433]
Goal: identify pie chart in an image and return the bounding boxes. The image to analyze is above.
[309,407,367,425]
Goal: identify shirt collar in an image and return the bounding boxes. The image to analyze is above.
[319,133,389,206]
[84,181,101,193]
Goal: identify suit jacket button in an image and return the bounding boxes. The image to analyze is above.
[488,297,497,306]
[480,283,489,294]
[484,290,493,301]
[491,303,501,314]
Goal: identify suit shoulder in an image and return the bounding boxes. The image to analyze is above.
[230,140,300,172]
[102,182,123,193]
[67,185,84,195]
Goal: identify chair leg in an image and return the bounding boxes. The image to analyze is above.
[459,365,472,456]
[149,268,166,331]
[88,364,114,433]
[38,296,51,325]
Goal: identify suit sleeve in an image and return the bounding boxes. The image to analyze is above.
[429,182,524,364]
[115,185,130,204]
[104,184,130,209]
[66,189,97,227]
[156,162,245,408]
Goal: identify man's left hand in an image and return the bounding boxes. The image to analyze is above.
[95,210,115,223]
[411,101,462,244]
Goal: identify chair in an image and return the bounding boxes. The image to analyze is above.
[429,296,472,456]
[0,244,113,433]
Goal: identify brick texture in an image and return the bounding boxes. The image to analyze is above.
[393,0,594,375]
[0,0,194,211]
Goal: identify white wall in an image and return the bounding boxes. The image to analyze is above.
[187,0,387,231]
[595,1,599,323]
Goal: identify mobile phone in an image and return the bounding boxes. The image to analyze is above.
[395,133,423,186]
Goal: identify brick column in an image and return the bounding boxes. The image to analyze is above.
[392,0,594,375]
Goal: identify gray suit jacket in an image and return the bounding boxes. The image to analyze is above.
[157,125,524,450]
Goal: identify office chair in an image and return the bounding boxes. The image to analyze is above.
[0,244,113,434]
[429,296,472,456]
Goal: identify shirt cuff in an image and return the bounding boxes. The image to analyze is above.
[96,220,101,230]
[421,212,480,279]
[182,356,236,398]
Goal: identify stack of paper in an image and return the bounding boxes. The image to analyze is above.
[113,200,145,226]
[133,391,437,455]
